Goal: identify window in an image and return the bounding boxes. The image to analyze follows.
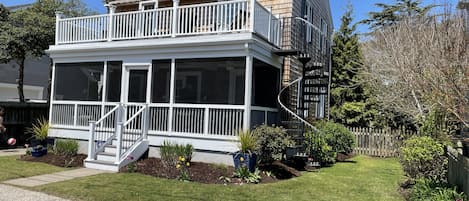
[54,62,104,101]
[252,59,280,108]
[305,1,314,43]
[151,60,171,103]
[175,57,245,104]
[321,19,328,54]
[139,0,157,10]
[106,61,122,102]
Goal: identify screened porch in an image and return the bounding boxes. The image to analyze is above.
[49,57,280,139]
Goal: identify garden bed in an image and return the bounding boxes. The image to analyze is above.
[19,153,86,168]
[120,157,297,184]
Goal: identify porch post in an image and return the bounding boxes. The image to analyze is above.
[168,59,176,133]
[55,11,62,45]
[48,62,56,124]
[107,5,116,42]
[171,0,180,37]
[243,55,253,131]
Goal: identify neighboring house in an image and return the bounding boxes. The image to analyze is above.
[47,0,332,171]
[0,4,50,102]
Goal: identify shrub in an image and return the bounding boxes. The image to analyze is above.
[54,140,79,156]
[26,117,49,141]
[316,121,355,154]
[251,125,293,163]
[409,179,467,201]
[160,141,194,168]
[238,130,257,153]
[304,131,336,165]
[400,136,447,182]
[233,167,261,184]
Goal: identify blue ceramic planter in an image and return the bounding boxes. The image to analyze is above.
[31,148,47,157]
[233,152,257,172]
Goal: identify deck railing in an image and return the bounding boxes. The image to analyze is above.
[50,101,270,138]
[55,0,281,47]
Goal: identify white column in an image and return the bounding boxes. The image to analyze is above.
[168,59,176,133]
[249,0,255,32]
[55,11,63,45]
[243,55,253,131]
[108,5,116,41]
[48,62,57,124]
[171,0,180,37]
[267,6,272,41]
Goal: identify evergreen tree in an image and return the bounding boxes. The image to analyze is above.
[330,5,378,127]
[362,0,436,30]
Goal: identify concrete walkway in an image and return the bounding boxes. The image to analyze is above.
[0,148,26,156]
[0,184,69,201]
[3,168,109,187]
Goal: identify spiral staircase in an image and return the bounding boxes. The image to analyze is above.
[275,17,330,160]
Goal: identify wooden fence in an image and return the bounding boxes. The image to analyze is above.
[0,102,49,149]
[348,127,416,157]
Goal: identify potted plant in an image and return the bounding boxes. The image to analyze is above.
[233,130,257,172]
[26,117,49,157]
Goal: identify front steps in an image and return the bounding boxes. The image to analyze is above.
[84,135,149,172]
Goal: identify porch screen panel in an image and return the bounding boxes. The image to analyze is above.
[252,59,280,108]
[175,57,245,104]
[54,62,104,101]
[152,60,171,103]
[106,61,122,102]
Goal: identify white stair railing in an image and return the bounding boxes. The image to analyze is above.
[88,104,121,160]
[115,104,149,162]
[277,77,320,133]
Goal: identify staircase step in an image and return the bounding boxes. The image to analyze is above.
[303,92,327,96]
[304,83,328,88]
[84,159,119,172]
[304,75,328,79]
[281,121,303,125]
[303,99,320,103]
[304,65,323,71]
[97,152,116,162]
[286,128,303,133]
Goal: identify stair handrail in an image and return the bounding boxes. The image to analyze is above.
[277,77,321,133]
[116,104,149,162]
[88,104,121,160]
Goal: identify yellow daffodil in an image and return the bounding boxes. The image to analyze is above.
[186,162,190,167]
[180,157,186,162]
[176,164,181,169]
[239,157,244,162]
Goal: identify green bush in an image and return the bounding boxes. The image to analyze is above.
[54,140,79,156]
[317,121,355,154]
[233,167,261,184]
[409,179,467,201]
[252,125,293,163]
[160,141,193,167]
[304,132,336,165]
[400,136,447,182]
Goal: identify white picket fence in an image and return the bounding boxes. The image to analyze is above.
[348,127,416,157]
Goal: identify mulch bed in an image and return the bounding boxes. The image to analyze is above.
[120,157,299,184]
[19,153,87,168]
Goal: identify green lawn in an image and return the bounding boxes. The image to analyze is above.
[0,156,65,181]
[33,155,404,201]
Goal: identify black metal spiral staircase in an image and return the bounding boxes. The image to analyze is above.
[275,17,330,159]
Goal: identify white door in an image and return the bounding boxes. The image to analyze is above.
[123,65,151,104]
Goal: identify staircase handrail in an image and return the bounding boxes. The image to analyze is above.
[95,104,120,125]
[277,77,321,133]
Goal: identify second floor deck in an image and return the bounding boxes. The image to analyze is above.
[55,0,281,48]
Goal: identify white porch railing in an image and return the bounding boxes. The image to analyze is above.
[55,0,281,47]
[87,104,120,160]
[50,101,253,137]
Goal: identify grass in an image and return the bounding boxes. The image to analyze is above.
[33,155,405,201]
[0,156,65,181]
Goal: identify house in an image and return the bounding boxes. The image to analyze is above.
[47,0,332,171]
[0,4,50,102]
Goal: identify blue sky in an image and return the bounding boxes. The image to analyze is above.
[1,0,459,33]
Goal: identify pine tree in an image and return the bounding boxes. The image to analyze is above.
[330,5,378,127]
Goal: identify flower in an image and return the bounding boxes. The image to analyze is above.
[186,162,190,167]
[176,164,181,169]
[239,157,244,162]
[179,156,186,162]
[126,155,134,160]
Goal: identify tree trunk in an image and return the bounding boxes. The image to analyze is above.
[17,58,25,102]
